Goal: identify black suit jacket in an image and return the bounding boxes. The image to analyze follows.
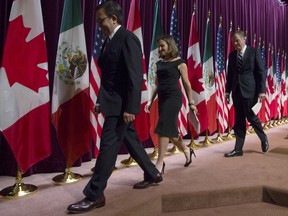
[97,26,143,116]
[225,46,265,99]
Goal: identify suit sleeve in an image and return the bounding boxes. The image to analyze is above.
[254,48,266,94]
[225,53,233,94]
[122,33,143,114]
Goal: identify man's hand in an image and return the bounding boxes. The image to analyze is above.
[225,93,230,104]
[258,93,266,102]
[123,112,135,124]
[94,104,101,114]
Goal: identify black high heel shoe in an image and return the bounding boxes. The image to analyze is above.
[184,148,196,167]
[161,162,165,174]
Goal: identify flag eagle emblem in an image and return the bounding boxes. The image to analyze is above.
[55,42,88,84]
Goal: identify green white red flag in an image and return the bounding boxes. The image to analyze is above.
[52,0,90,167]
[203,16,217,134]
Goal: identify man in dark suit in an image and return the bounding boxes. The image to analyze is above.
[67,1,162,214]
[224,30,269,157]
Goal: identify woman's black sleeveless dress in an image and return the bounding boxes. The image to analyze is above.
[154,59,185,138]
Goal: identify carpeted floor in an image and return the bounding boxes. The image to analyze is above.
[0,124,288,216]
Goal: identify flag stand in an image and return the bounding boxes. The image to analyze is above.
[222,125,235,140]
[148,148,158,160]
[167,145,180,154]
[199,130,214,146]
[0,166,37,198]
[121,156,138,166]
[52,167,82,185]
[263,123,270,130]
[188,135,201,150]
[212,129,224,143]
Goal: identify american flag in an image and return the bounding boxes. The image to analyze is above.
[275,52,282,118]
[169,1,182,55]
[89,0,105,157]
[280,53,287,118]
[260,43,270,123]
[169,1,188,137]
[215,22,228,134]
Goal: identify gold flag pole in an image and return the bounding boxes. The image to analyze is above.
[0,166,37,198]
[121,156,138,166]
[212,128,224,143]
[188,134,201,150]
[148,148,158,160]
[167,145,180,154]
[199,129,214,146]
[52,166,82,185]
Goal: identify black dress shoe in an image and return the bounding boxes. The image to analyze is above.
[67,196,105,214]
[261,140,269,152]
[224,150,243,157]
[133,173,163,189]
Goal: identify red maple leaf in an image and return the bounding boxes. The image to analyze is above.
[2,16,48,93]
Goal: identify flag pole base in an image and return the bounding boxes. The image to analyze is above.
[149,149,158,160]
[91,166,117,172]
[247,128,255,134]
[199,137,214,146]
[188,141,201,150]
[0,183,37,199]
[212,135,224,143]
[167,146,180,154]
[222,133,235,140]
[121,156,137,166]
[268,123,274,128]
[52,168,82,185]
[263,124,270,130]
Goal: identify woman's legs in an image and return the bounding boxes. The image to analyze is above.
[170,136,190,163]
[155,136,169,172]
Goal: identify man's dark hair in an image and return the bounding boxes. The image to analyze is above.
[96,1,123,25]
[232,30,246,38]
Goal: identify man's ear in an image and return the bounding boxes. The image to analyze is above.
[111,15,118,23]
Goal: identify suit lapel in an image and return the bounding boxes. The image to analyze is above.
[241,46,250,66]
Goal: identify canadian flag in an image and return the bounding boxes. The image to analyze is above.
[126,0,149,141]
[187,11,208,136]
[0,0,51,173]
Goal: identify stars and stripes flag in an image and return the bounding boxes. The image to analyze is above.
[258,42,270,124]
[127,0,149,142]
[226,23,235,129]
[0,0,51,173]
[280,53,287,118]
[52,0,90,167]
[90,0,105,157]
[187,10,208,135]
[203,15,217,134]
[147,0,163,148]
[275,51,282,118]
[215,21,228,134]
[169,0,188,137]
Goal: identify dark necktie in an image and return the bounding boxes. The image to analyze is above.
[103,37,110,52]
[237,51,243,71]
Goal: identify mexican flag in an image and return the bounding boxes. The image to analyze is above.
[147,0,163,148]
[203,16,217,134]
[52,0,90,167]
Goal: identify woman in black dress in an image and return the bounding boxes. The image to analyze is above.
[145,35,197,173]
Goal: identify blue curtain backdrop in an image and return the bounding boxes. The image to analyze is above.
[0,0,287,176]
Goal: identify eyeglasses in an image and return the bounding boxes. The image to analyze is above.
[96,16,109,24]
